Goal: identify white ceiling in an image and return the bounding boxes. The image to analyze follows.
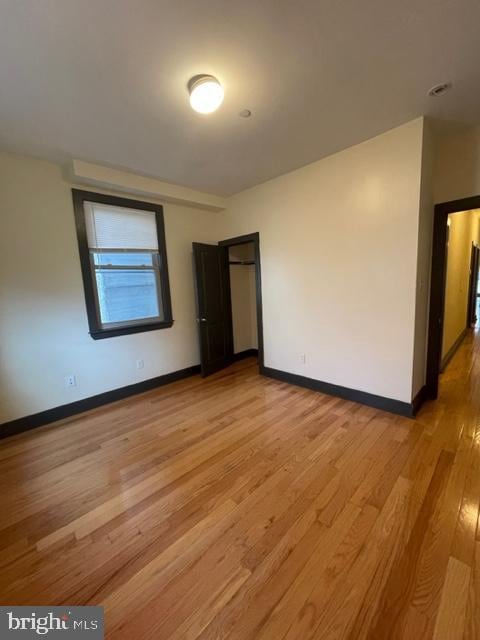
[0,0,479,196]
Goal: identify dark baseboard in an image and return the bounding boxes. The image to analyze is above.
[0,364,200,440]
[440,328,468,372]
[412,384,428,415]
[260,366,418,417]
[233,348,259,361]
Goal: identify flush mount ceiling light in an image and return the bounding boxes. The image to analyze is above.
[428,82,452,97]
[188,75,224,114]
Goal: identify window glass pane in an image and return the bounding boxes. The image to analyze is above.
[93,252,154,267]
[95,269,163,325]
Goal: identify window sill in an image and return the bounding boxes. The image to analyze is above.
[90,320,174,340]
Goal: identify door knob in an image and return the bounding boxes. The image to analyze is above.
[197,317,207,322]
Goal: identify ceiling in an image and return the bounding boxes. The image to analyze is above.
[0,0,479,196]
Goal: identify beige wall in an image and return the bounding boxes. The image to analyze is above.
[434,125,480,204]
[0,152,220,425]
[442,210,479,359]
[221,118,425,403]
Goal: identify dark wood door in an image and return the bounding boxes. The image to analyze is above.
[193,243,233,376]
[468,244,480,327]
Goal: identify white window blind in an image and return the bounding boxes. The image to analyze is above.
[84,202,159,250]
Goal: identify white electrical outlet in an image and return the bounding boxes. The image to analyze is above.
[65,374,76,388]
[136,359,144,370]
[300,354,306,364]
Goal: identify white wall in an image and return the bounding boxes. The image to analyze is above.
[0,152,220,425]
[221,119,425,403]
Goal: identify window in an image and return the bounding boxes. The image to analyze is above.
[72,190,173,339]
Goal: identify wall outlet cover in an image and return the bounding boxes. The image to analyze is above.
[65,375,76,387]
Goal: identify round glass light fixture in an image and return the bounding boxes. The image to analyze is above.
[188,75,224,114]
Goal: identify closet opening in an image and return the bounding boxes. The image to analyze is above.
[228,241,259,363]
[192,232,264,377]
[218,232,263,371]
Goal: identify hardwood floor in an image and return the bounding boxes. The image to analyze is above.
[0,330,479,639]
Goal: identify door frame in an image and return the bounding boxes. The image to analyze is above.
[219,232,265,370]
[426,195,480,398]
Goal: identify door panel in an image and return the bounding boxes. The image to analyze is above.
[467,244,480,327]
[193,243,233,376]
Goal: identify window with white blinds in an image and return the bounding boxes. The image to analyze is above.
[84,202,159,250]
[73,190,173,339]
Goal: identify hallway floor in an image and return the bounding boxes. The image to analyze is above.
[0,332,479,639]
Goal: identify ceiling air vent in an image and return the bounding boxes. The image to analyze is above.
[428,82,452,97]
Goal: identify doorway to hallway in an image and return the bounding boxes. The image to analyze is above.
[427,199,480,397]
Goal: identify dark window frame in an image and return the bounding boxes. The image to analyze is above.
[72,189,173,340]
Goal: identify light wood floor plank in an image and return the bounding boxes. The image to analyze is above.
[1,330,479,639]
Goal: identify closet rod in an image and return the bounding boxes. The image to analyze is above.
[229,260,255,265]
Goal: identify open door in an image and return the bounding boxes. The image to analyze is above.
[192,243,233,376]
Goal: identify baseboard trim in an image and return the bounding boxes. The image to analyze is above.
[260,366,417,417]
[412,384,428,415]
[0,364,201,440]
[233,348,259,361]
[440,328,468,372]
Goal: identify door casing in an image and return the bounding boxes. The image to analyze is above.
[426,195,480,398]
[219,232,265,371]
